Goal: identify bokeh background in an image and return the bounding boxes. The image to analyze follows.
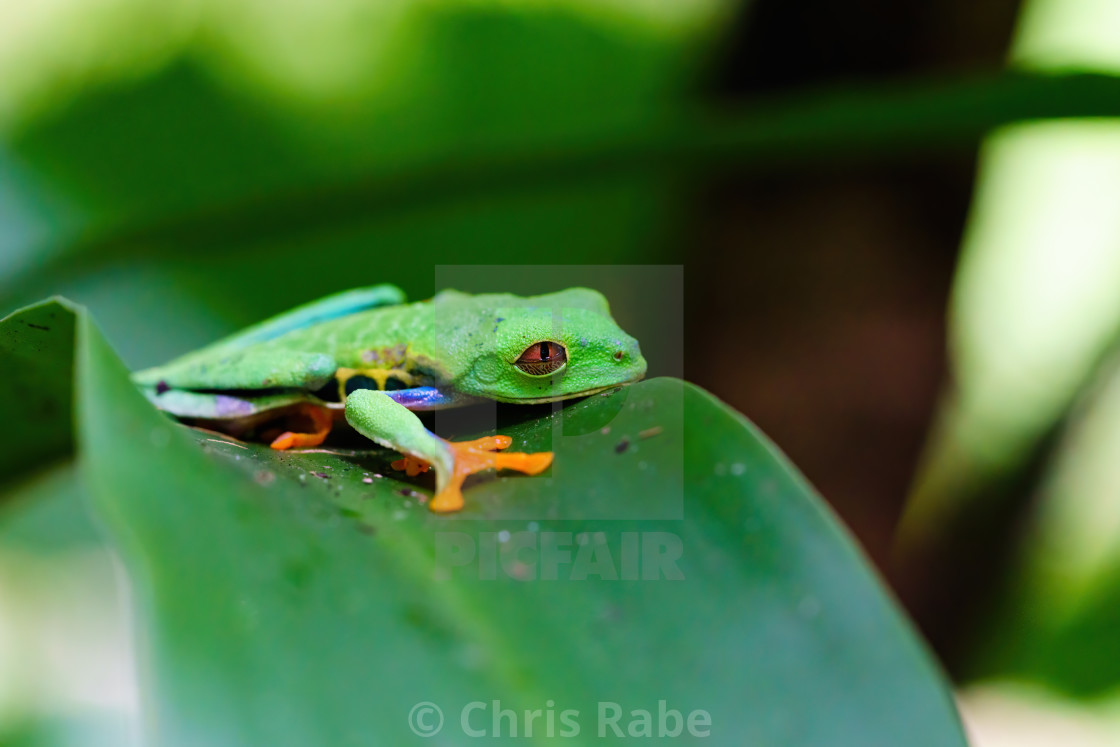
[5,0,1120,743]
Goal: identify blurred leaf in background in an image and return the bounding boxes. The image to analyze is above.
[894,0,1120,739]
[0,466,139,747]
[0,0,733,373]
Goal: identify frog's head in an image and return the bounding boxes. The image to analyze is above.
[437,288,647,403]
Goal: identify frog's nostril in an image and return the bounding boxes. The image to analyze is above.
[614,350,624,361]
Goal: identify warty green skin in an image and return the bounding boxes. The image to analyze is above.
[134,286,646,410]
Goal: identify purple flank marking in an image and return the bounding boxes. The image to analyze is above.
[214,395,255,418]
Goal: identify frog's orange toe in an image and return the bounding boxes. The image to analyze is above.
[269,404,332,450]
[429,488,465,513]
[270,430,329,450]
[391,456,431,476]
[494,450,553,475]
[455,435,513,451]
[270,432,296,450]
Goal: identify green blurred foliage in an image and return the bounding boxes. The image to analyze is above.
[0,0,729,373]
[893,0,1120,738]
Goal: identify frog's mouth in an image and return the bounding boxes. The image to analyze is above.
[494,381,639,405]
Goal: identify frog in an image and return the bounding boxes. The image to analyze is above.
[132,285,647,513]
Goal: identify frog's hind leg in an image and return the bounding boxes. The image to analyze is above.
[344,390,552,513]
[269,403,335,450]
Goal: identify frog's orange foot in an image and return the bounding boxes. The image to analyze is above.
[269,404,333,450]
[390,436,513,476]
[391,435,553,513]
[434,436,553,513]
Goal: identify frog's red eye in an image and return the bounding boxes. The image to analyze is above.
[514,341,567,376]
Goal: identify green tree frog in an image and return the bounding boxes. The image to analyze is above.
[132,285,647,513]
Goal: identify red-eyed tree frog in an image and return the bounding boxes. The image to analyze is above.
[132,286,647,513]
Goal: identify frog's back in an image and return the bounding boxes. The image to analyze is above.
[132,285,431,392]
[247,300,435,366]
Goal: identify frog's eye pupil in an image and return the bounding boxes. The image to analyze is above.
[514,341,567,376]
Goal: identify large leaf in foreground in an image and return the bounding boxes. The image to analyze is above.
[56,301,965,745]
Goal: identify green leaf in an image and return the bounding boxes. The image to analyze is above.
[0,298,77,486]
[53,302,965,745]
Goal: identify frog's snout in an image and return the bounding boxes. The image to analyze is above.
[611,340,638,362]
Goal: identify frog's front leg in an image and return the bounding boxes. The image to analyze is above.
[344,389,552,513]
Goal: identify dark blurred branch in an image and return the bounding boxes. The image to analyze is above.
[700,69,1120,156]
[64,69,1120,256]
